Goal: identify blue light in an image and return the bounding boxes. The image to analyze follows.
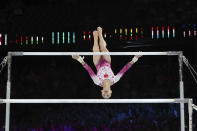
[63,32,65,44]
[194,24,196,29]
[52,32,54,45]
[57,32,59,44]
[68,32,70,44]
[73,32,75,43]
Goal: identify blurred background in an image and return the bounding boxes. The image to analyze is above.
[0,0,197,130]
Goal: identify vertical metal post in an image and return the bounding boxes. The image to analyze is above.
[179,51,185,131]
[188,99,193,131]
[5,52,12,131]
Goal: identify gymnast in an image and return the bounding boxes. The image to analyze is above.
[72,27,142,99]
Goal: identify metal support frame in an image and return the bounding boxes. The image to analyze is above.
[5,52,11,131]
[193,104,197,111]
[188,99,193,131]
[179,52,185,131]
[2,51,192,131]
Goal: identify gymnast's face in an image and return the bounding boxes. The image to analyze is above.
[101,89,112,99]
[101,80,112,99]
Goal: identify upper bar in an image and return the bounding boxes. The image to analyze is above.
[1,99,190,104]
[10,51,182,56]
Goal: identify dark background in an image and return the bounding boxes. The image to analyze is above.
[0,0,197,131]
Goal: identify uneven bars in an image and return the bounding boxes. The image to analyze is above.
[10,51,182,56]
[0,99,190,104]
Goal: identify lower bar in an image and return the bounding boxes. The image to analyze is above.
[1,99,190,104]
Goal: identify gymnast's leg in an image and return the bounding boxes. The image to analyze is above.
[97,27,111,63]
[93,30,101,66]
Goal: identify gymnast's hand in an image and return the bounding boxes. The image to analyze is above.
[135,51,143,59]
[134,55,143,59]
[72,55,85,65]
[72,55,80,60]
[130,54,143,64]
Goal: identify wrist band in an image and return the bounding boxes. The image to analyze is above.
[132,57,138,63]
[77,56,84,63]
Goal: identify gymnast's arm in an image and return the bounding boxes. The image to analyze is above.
[114,55,142,83]
[72,55,100,85]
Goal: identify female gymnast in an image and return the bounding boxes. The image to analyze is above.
[72,27,142,99]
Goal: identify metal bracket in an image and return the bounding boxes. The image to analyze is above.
[167,51,183,56]
[193,104,197,111]
[0,99,3,104]
[10,52,24,56]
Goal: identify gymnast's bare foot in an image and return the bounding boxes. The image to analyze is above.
[97,26,107,47]
[97,26,103,37]
[93,30,98,39]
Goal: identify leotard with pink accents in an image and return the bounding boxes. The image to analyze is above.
[83,57,133,87]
